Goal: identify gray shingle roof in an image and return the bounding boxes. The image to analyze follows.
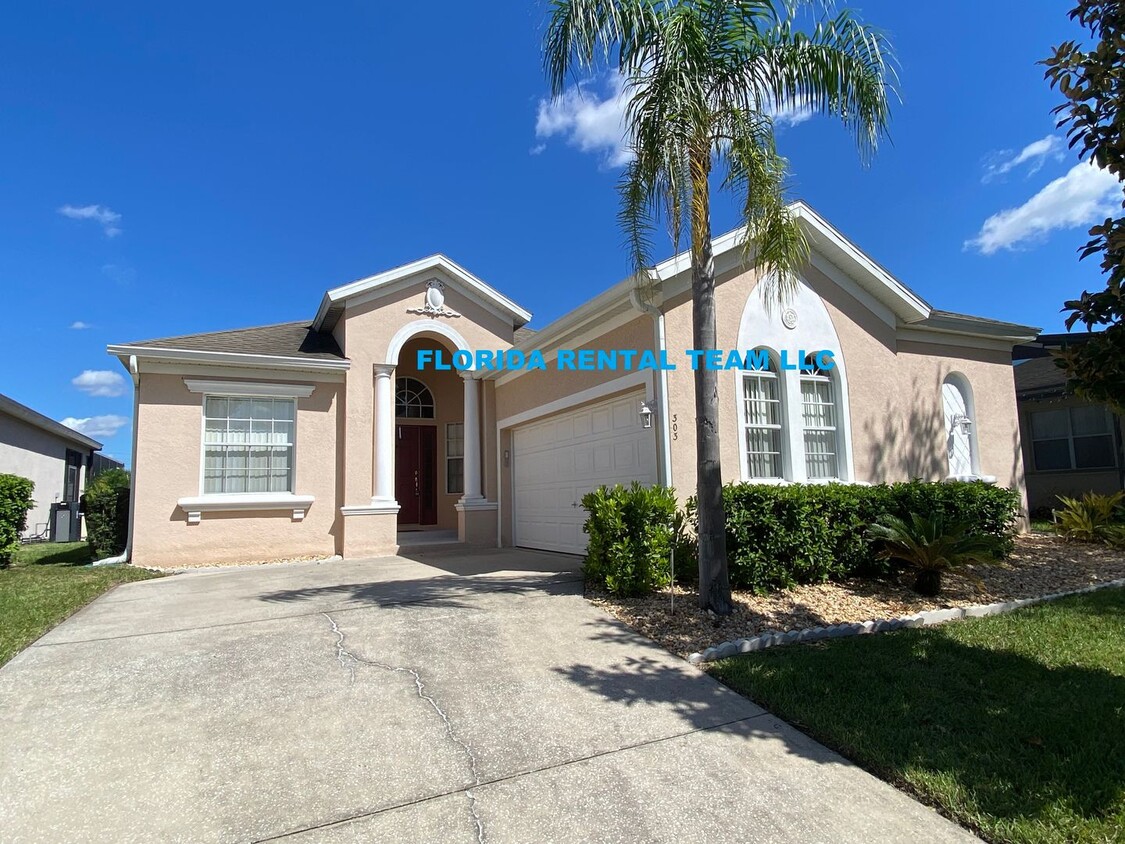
[123,321,345,361]
[1014,356,1069,399]
[513,326,537,344]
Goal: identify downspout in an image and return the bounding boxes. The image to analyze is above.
[629,273,674,488]
[93,355,139,566]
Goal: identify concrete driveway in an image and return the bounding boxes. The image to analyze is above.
[0,549,974,843]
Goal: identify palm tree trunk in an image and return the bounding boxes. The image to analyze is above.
[690,148,732,615]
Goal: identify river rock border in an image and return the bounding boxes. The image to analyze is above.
[686,578,1125,666]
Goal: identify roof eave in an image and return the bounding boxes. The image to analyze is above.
[107,345,351,372]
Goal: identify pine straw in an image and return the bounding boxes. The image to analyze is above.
[588,534,1125,659]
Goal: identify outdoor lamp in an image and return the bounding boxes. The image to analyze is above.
[639,400,655,429]
[951,413,972,435]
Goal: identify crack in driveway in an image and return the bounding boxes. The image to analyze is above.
[322,612,486,844]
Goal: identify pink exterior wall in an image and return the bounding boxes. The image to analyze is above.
[131,373,342,567]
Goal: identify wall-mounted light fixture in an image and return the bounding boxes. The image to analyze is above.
[639,400,655,429]
[951,413,972,435]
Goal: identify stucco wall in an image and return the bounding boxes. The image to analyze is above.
[0,412,89,538]
[131,373,342,567]
[661,261,1028,511]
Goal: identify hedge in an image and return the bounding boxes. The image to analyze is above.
[83,468,130,559]
[712,480,1020,593]
[0,474,35,567]
[581,482,680,596]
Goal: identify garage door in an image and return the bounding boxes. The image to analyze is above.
[512,391,658,554]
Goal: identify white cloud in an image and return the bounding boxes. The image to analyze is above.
[767,95,815,128]
[536,72,633,168]
[61,415,129,439]
[57,204,122,237]
[70,321,91,330]
[965,160,1123,255]
[72,369,127,398]
[983,135,1065,182]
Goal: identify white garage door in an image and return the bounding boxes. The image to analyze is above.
[512,390,658,554]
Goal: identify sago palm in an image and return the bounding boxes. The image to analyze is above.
[543,0,896,613]
[867,514,1004,597]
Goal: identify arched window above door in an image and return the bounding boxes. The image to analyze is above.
[395,377,434,419]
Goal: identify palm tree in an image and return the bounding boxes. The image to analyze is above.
[866,514,1004,596]
[543,1,896,613]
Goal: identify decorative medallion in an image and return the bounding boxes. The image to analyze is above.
[407,278,461,318]
[781,307,798,330]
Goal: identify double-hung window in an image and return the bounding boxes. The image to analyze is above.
[446,422,464,494]
[742,361,784,479]
[800,357,839,480]
[1030,406,1116,471]
[203,396,295,494]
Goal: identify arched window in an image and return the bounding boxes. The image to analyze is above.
[395,377,434,419]
[800,353,839,480]
[741,351,784,479]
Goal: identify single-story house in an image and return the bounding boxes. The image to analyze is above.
[109,202,1039,567]
[0,392,105,540]
[1013,334,1124,513]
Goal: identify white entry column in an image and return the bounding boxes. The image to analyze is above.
[372,364,397,505]
[460,371,484,502]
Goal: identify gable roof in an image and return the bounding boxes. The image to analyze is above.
[0,392,102,451]
[312,254,532,332]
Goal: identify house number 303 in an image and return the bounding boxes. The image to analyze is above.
[671,414,678,441]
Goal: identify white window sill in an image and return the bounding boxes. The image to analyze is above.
[944,474,997,484]
[178,493,314,524]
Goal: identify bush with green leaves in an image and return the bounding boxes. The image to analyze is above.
[0,474,35,568]
[581,482,679,597]
[1052,491,1125,546]
[83,468,130,559]
[867,513,1006,596]
[696,480,1019,594]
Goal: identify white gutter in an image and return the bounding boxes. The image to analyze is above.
[93,355,139,566]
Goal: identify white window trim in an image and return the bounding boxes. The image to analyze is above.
[799,369,841,482]
[185,390,312,521]
[178,493,315,524]
[739,366,787,481]
[445,422,465,495]
[184,379,316,398]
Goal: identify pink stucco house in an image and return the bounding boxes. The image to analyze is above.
[109,203,1038,567]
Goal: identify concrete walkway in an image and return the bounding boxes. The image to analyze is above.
[0,549,975,843]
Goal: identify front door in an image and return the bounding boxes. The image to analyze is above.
[395,425,437,525]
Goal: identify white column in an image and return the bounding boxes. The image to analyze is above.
[372,364,397,505]
[460,371,484,502]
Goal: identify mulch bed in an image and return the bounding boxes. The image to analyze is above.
[588,533,1125,658]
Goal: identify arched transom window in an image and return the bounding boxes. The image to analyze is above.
[741,351,783,479]
[395,377,434,419]
[800,353,838,480]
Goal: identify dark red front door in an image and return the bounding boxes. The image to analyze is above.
[395,425,437,525]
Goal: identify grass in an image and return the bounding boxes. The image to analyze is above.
[709,588,1125,844]
[0,542,160,666]
[1030,518,1055,534]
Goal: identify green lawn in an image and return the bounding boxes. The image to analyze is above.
[0,542,160,666]
[709,588,1125,844]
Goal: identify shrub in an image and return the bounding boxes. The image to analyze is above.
[867,513,1007,596]
[83,468,130,559]
[1052,491,1125,546]
[694,480,1020,594]
[581,482,677,596]
[0,474,35,568]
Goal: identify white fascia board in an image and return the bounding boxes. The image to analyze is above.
[898,326,1038,350]
[510,277,636,353]
[789,202,931,322]
[107,345,351,373]
[313,254,532,330]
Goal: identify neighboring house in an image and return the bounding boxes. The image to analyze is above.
[0,392,104,540]
[1013,334,1125,513]
[108,202,1039,568]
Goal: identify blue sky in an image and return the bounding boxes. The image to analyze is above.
[0,2,1114,461]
